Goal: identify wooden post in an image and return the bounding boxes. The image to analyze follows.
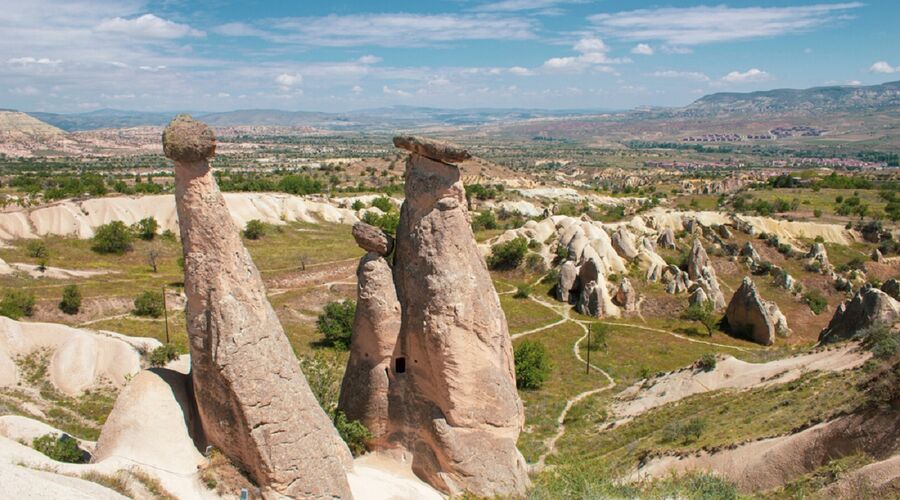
[162,286,170,344]
[585,325,591,374]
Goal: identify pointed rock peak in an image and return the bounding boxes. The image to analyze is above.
[393,135,471,164]
[163,114,216,163]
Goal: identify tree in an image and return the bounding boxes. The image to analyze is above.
[370,196,393,213]
[135,217,158,241]
[243,219,266,240]
[59,285,81,315]
[586,323,609,352]
[697,353,717,372]
[681,301,717,337]
[149,344,179,367]
[487,236,528,270]
[26,240,49,260]
[32,433,84,463]
[316,300,356,350]
[146,245,160,273]
[91,221,133,254]
[0,289,36,319]
[514,340,552,390]
[133,290,164,318]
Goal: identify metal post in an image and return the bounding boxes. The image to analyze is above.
[162,286,170,344]
[585,325,591,374]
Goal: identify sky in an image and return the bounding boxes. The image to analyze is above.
[2,0,899,113]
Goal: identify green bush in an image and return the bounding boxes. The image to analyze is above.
[133,291,164,318]
[59,285,81,315]
[91,221,133,254]
[333,410,373,456]
[514,340,552,390]
[26,240,49,259]
[135,217,158,241]
[586,323,609,352]
[316,300,356,350]
[362,211,400,235]
[351,200,365,211]
[697,353,717,372]
[370,196,393,213]
[860,323,899,359]
[804,290,828,315]
[471,211,498,231]
[32,433,84,463]
[243,219,266,240]
[513,284,531,299]
[487,236,528,270]
[0,289,36,319]
[149,344,179,367]
[660,417,707,445]
[525,253,546,273]
[681,302,717,337]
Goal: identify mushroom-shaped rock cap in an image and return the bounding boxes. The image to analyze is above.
[352,222,394,256]
[393,135,471,163]
[163,114,216,162]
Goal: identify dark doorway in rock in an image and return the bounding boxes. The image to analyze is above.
[395,357,406,374]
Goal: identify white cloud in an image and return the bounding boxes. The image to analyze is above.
[589,3,863,45]
[11,86,40,96]
[383,85,412,97]
[8,57,62,66]
[870,61,898,74]
[275,73,303,91]
[631,43,654,55]
[95,14,205,39]
[212,22,268,37]
[847,80,861,85]
[649,70,709,82]
[351,85,363,94]
[472,0,585,12]
[138,65,166,72]
[721,68,771,84]
[542,36,627,73]
[357,55,382,65]
[661,45,692,54]
[508,66,534,76]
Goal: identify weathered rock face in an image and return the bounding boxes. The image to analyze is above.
[686,239,726,309]
[576,258,620,318]
[882,279,900,301]
[392,135,471,163]
[740,242,761,264]
[807,242,832,272]
[819,286,900,344]
[613,278,637,312]
[657,228,676,249]
[338,246,401,445]
[352,222,394,256]
[663,265,692,295]
[611,227,639,260]
[689,286,709,306]
[871,248,883,262]
[166,115,353,498]
[725,277,789,346]
[389,138,529,496]
[773,267,796,291]
[557,260,578,303]
[687,239,711,281]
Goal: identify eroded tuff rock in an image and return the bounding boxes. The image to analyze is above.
[613,278,637,312]
[576,257,620,318]
[807,242,832,272]
[338,242,401,446]
[657,228,676,250]
[166,115,353,498]
[740,242,761,265]
[725,277,790,346]
[687,239,726,309]
[352,221,394,256]
[389,137,529,496]
[819,286,900,344]
[882,279,900,301]
[773,267,797,291]
[557,260,578,303]
[611,227,639,260]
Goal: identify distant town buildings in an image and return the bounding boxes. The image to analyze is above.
[682,126,826,142]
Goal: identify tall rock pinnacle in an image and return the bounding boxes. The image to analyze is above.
[164,115,354,498]
[388,136,530,496]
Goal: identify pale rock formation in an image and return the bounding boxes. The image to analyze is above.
[639,235,656,252]
[819,286,900,344]
[725,277,790,345]
[637,248,667,282]
[689,286,709,306]
[872,248,883,262]
[773,267,797,291]
[389,137,529,496]
[352,222,394,255]
[663,265,692,295]
[339,223,401,446]
[557,260,578,303]
[576,257,620,318]
[165,115,353,498]
[687,239,726,309]
[613,278,637,312]
[687,239,711,281]
[611,227,639,260]
[657,228,676,249]
[882,279,900,301]
[740,242,761,265]
[806,242,832,272]
[716,224,733,239]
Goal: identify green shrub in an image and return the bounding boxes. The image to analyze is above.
[487,236,528,270]
[660,417,707,445]
[91,221,133,254]
[243,219,266,240]
[32,433,84,463]
[525,253,547,273]
[149,344,179,367]
[26,240,49,259]
[514,340,552,390]
[681,302,717,337]
[133,291,164,318]
[362,210,400,235]
[860,323,899,359]
[333,410,373,456]
[370,196,393,213]
[804,290,828,315]
[513,284,531,299]
[813,209,823,218]
[351,200,365,211]
[135,217,158,241]
[471,211,498,231]
[316,300,356,350]
[0,289,36,319]
[586,323,609,352]
[697,353,717,372]
[59,284,82,315]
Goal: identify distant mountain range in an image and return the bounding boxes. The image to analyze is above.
[14,80,900,133]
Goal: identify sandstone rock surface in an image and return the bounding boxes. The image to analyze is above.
[611,227,639,260]
[657,228,676,249]
[819,286,900,344]
[725,277,789,345]
[882,279,900,301]
[557,260,578,303]
[614,278,637,312]
[389,137,528,496]
[167,115,353,498]
[352,222,394,256]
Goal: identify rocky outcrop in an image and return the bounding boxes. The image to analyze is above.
[339,223,401,446]
[686,239,726,309]
[819,286,900,344]
[882,279,900,301]
[576,257,620,318]
[725,277,790,345]
[687,239,710,281]
[740,242,761,265]
[773,267,796,291]
[611,227,639,260]
[806,242,832,272]
[557,260,578,303]
[389,137,529,496]
[614,278,637,312]
[657,228,676,249]
[689,286,709,306]
[871,248,883,262]
[166,115,353,498]
[663,265,692,295]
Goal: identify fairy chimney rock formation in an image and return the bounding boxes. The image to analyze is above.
[557,259,578,303]
[725,277,790,346]
[165,115,354,498]
[819,286,900,344]
[657,228,676,249]
[338,224,400,445]
[611,227,639,260]
[389,135,529,496]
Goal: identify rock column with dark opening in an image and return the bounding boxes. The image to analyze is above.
[164,115,354,498]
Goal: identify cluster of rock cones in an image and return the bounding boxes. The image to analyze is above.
[162,116,528,498]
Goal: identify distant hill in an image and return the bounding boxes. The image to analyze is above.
[0,111,64,137]
[680,80,900,117]
[30,109,175,132]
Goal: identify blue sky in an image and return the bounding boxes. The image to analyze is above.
[2,0,898,113]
